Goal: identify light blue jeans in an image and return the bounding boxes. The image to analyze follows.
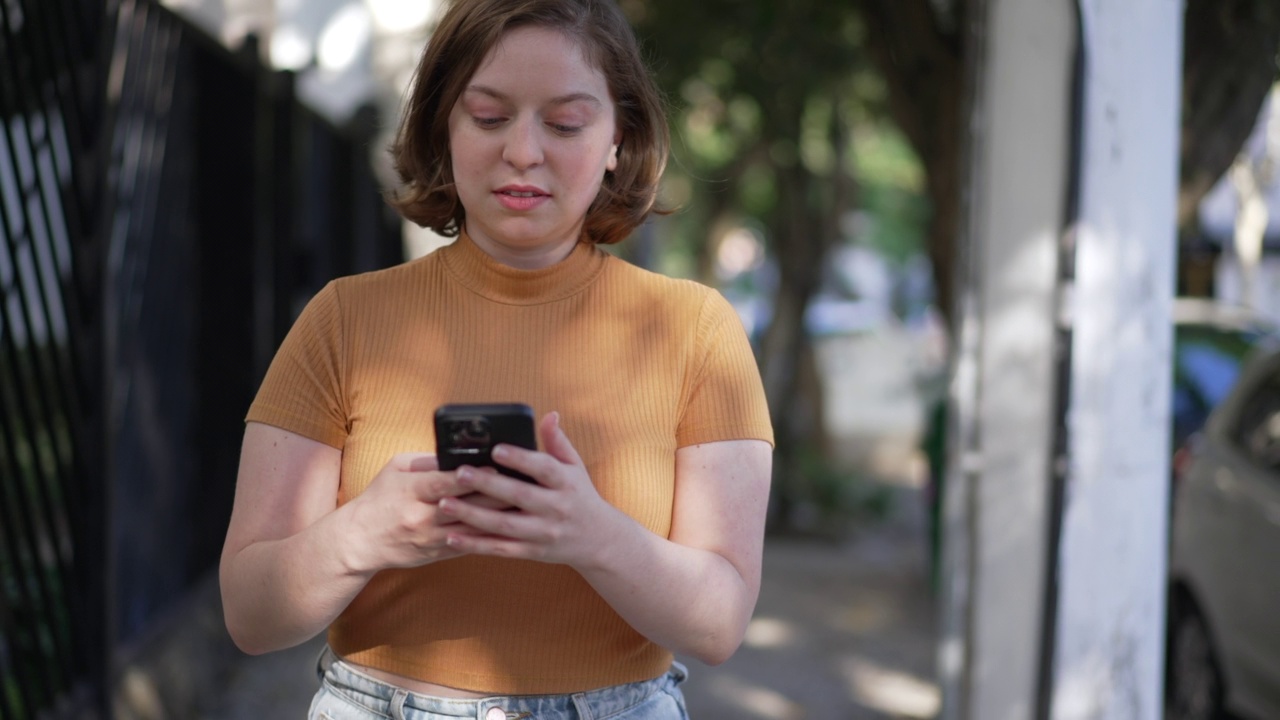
[308,647,691,720]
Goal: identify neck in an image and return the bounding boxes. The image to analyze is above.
[466,230,581,270]
[441,232,608,306]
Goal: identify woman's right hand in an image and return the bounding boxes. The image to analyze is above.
[338,453,508,574]
[220,425,510,654]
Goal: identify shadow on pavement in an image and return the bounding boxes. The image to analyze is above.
[680,485,938,720]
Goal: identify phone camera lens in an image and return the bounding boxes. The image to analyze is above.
[448,417,490,449]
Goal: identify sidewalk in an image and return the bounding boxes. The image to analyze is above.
[681,510,939,719]
[205,487,938,719]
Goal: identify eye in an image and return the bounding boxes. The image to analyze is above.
[548,123,582,136]
[473,116,505,129]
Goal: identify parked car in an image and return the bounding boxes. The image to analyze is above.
[1166,342,1280,720]
[1171,298,1277,471]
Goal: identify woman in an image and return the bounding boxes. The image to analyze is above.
[219,0,773,717]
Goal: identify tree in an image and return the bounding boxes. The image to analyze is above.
[629,0,1279,530]
[854,0,1280,323]
[849,0,966,324]
[629,0,883,527]
[1179,0,1280,230]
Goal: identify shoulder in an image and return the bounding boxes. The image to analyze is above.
[602,255,746,334]
[322,252,441,307]
[599,253,721,311]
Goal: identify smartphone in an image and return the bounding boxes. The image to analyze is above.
[434,403,538,482]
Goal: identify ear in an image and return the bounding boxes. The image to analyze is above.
[605,128,622,172]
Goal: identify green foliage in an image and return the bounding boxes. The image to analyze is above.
[850,125,931,264]
[852,125,925,192]
[794,441,894,530]
[739,164,778,217]
[4,677,23,717]
[632,0,928,270]
[630,0,931,514]
[634,0,872,171]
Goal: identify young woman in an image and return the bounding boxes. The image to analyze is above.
[218,0,773,717]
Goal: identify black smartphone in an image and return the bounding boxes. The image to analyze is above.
[434,403,538,482]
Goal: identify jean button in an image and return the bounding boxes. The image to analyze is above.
[485,707,506,720]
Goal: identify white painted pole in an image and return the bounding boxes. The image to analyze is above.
[939,1,1075,718]
[1050,1,1182,718]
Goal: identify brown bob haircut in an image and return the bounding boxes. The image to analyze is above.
[388,0,670,245]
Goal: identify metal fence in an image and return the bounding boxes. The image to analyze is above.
[1,0,106,715]
[0,0,401,715]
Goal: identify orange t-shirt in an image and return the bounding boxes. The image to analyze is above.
[245,234,773,694]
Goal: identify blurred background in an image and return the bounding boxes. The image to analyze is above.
[1,0,1278,718]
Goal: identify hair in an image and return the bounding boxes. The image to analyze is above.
[387,0,670,245]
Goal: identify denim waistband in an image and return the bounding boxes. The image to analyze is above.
[316,646,688,720]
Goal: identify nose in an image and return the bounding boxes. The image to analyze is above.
[502,116,544,170]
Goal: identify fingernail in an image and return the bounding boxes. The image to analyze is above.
[491,445,507,460]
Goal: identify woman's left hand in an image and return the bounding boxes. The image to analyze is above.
[436,411,622,567]
[438,411,772,665]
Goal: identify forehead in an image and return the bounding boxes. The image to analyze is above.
[468,25,611,99]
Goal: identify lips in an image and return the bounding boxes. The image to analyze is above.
[494,185,550,211]
[496,184,548,197]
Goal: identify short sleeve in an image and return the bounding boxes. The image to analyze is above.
[245,281,349,448]
[676,291,774,448]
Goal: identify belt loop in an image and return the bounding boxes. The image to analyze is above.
[389,688,410,720]
[314,645,335,681]
[571,692,592,720]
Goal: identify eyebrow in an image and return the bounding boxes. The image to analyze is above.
[463,84,604,108]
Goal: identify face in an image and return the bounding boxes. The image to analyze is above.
[448,26,620,269]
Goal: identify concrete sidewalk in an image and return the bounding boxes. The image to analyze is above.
[680,520,938,719]
[204,491,938,719]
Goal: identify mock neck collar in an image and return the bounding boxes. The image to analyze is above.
[439,233,608,305]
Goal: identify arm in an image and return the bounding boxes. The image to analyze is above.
[579,437,772,664]
[438,413,772,665]
[219,422,482,655]
[219,423,357,654]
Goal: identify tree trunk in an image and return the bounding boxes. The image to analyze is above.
[760,111,852,529]
[924,107,964,327]
[759,165,826,528]
[856,0,965,322]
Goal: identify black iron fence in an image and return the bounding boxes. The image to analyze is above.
[1,0,106,716]
[0,0,401,715]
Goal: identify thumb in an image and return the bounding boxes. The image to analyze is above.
[405,453,440,473]
[539,411,583,467]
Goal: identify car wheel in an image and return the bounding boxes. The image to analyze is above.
[1166,601,1226,720]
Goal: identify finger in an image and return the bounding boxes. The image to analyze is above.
[540,411,583,466]
[487,412,581,486]
[391,452,437,472]
[445,532,533,560]
[407,470,469,503]
[486,444,548,486]
[455,465,538,505]
[438,493,537,539]
[429,492,513,527]
[455,490,516,511]
[405,454,439,472]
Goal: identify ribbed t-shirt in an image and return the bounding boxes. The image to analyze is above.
[245,233,773,694]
